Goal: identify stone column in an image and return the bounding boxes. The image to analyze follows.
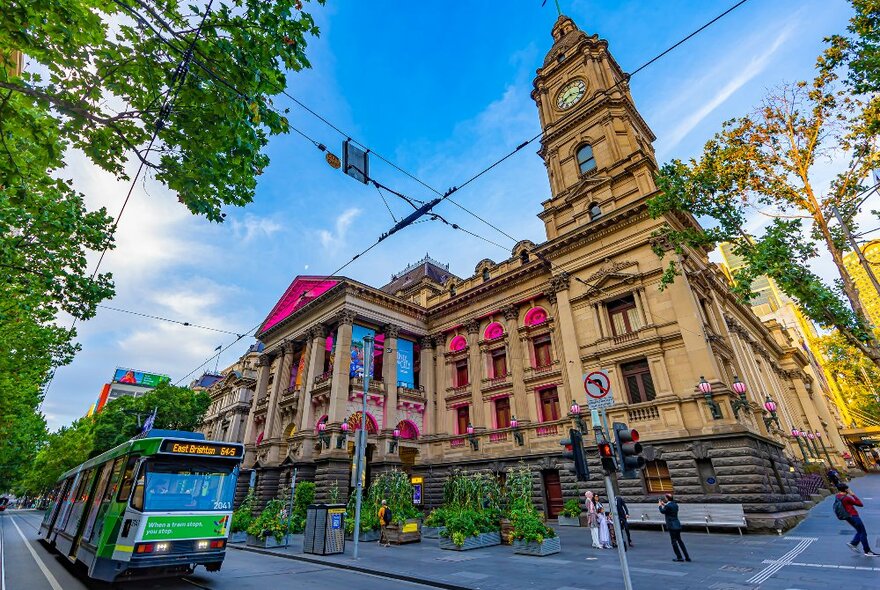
[383,324,401,432]
[328,312,355,424]
[502,305,529,422]
[299,325,327,433]
[466,319,485,428]
[636,288,654,325]
[265,342,294,441]
[666,267,723,384]
[549,274,581,411]
[433,333,448,434]
[420,336,436,435]
[242,353,271,446]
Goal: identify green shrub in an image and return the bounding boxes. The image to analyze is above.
[509,507,556,543]
[230,492,256,533]
[424,506,452,527]
[288,481,315,534]
[561,498,581,518]
[246,499,289,542]
[439,508,501,545]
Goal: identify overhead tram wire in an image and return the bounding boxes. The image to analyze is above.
[96,304,244,336]
[41,1,216,404]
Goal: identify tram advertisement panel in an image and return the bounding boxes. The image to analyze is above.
[141,514,229,541]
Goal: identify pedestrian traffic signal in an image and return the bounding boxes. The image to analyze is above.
[560,428,589,481]
[613,422,646,479]
[597,440,617,474]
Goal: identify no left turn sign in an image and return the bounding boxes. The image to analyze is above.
[583,370,614,409]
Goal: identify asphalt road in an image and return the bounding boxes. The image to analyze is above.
[0,510,435,590]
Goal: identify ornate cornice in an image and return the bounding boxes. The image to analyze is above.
[256,354,272,367]
[502,305,519,322]
[308,324,327,339]
[419,335,435,349]
[466,318,481,334]
[383,324,401,339]
[550,272,571,293]
[338,310,356,325]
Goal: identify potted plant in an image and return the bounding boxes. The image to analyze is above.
[246,499,292,548]
[433,469,503,551]
[372,470,422,544]
[229,492,256,543]
[344,492,381,542]
[288,481,315,534]
[504,463,561,556]
[558,498,582,527]
[423,506,449,538]
[438,508,502,550]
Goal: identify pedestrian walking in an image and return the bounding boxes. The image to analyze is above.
[659,493,691,562]
[616,495,633,547]
[826,468,841,487]
[834,483,878,556]
[378,499,392,547]
[585,491,601,549]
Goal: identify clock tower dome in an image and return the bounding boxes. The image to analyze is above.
[532,16,659,240]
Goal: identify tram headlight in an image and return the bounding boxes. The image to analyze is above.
[155,542,170,553]
[196,540,210,550]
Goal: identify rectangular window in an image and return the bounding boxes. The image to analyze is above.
[491,349,507,378]
[456,406,470,435]
[495,397,511,428]
[539,387,560,422]
[644,460,673,494]
[533,335,552,368]
[116,455,140,502]
[622,359,656,404]
[608,295,641,336]
[455,359,469,387]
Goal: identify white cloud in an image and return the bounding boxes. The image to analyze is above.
[319,207,362,250]
[231,214,283,243]
[662,24,794,152]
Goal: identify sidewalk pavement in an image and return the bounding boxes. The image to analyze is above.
[231,475,880,590]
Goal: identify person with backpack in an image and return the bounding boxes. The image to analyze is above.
[834,483,878,557]
[378,499,392,547]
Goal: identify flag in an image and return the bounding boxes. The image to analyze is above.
[141,407,157,433]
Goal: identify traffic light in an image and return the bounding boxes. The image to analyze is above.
[560,428,589,481]
[598,440,617,474]
[613,422,646,479]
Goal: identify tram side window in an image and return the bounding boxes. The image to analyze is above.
[103,457,125,501]
[116,456,140,502]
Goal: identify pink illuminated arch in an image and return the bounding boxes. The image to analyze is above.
[346,411,379,434]
[314,414,328,432]
[449,335,467,352]
[395,419,420,440]
[524,306,548,326]
[484,322,504,340]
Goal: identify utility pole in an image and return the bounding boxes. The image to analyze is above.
[832,204,880,308]
[352,335,375,560]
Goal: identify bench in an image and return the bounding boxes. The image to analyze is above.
[625,502,748,535]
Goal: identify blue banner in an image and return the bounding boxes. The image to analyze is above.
[397,339,414,388]
[350,324,376,378]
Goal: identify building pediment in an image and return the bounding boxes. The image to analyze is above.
[583,259,639,296]
[258,276,340,336]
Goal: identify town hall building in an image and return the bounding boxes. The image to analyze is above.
[207,15,849,530]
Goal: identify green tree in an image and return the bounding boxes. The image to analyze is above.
[826,0,879,131]
[647,44,880,368]
[818,330,880,424]
[15,420,94,497]
[0,0,322,489]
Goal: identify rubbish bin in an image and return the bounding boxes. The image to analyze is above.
[303,503,346,555]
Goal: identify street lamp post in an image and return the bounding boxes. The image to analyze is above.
[730,375,749,419]
[762,396,780,430]
[698,376,722,419]
[389,427,400,453]
[806,431,821,460]
[815,430,832,464]
[317,421,330,448]
[510,415,524,446]
[791,429,809,462]
[466,422,479,451]
[336,421,349,450]
[569,401,587,433]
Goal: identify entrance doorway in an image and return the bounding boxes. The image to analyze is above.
[542,470,563,518]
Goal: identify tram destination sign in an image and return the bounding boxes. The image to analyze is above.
[160,440,243,458]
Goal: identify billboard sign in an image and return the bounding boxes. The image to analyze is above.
[113,368,171,387]
[350,324,376,378]
[397,339,414,388]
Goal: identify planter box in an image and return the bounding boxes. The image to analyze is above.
[439,531,501,551]
[500,518,514,545]
[345,529,380,542]
[512,536,562,556]
[228,531,248,544]
[246,534,293,548]
[557,515,581,527]
[386,519,421,545]
[421,526,446,539]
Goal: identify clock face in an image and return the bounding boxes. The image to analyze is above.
[556,79,586,110]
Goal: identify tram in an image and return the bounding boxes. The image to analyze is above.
[39,430,243,582]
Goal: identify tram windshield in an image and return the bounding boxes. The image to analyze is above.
[131,461,236,512]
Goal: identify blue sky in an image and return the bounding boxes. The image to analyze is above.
[45,0,874,428]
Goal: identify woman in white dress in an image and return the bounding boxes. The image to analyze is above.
[597,499,612,548]
[585,491,601,549]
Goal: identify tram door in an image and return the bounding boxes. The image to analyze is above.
[44,477,73,539]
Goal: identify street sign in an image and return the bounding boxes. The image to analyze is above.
[584,370,614,409]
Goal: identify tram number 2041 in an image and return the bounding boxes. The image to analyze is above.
[213,501,232,510]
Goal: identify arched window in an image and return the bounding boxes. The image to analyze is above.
[577,144,597,174]
[588,202,602,220]
[449,283,456,297]
[396,420,419,440]
[482,268,490,282]
[524,306,548,326]
[520,250,530,264]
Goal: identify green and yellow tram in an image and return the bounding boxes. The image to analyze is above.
[39,430,243,582]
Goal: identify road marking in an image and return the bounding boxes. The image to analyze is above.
[9,517,63,590]
[761,559,880,572]
[1,516,7,590]
[747,538,814,584]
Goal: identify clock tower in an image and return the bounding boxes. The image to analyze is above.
[532,16,659,240]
